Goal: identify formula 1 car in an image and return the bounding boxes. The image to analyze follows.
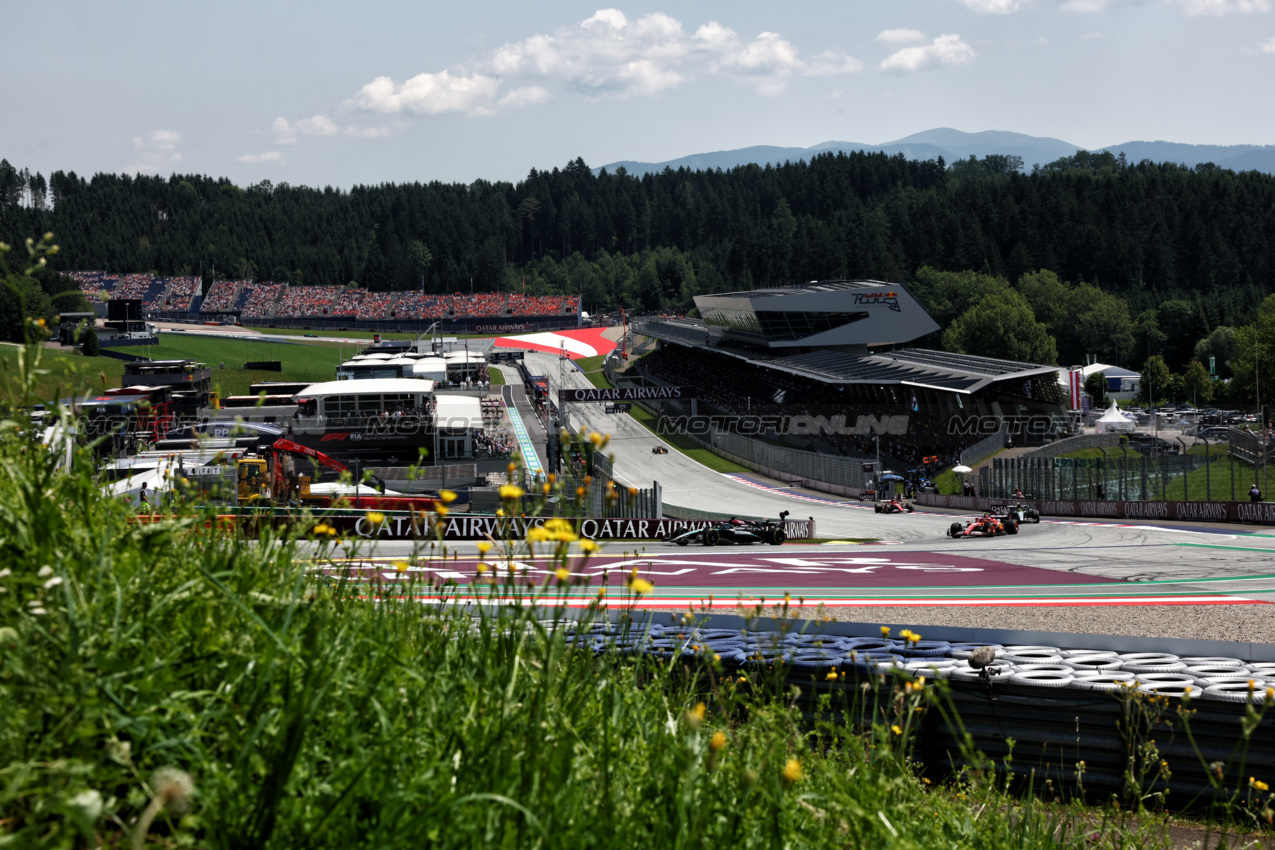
[668,512,790,546]
[652,446,669,454]
[874,496,915,514]
[947,513,1018,538]
[992,502,1040,523]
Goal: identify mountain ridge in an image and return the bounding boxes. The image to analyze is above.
[598,129,1275,176]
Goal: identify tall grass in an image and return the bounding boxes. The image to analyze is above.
[2,238,1262,849]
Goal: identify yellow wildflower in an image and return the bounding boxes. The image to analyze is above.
[394,560,409,573]
[476,563,489,574]
[543,482,551,495]
[1252,777,1270,792]
[880,626,890,637]
[891,724,903,736]
[476,541,492,555]
[434,505,449,517]
[689,702,706,721]
[710,731,727,751]
[555,567,570,583]
[439,490,457,504]
[826,670,838,681]
[579,539,599,554]
[781,759,802,785]
[366,511,385,526]
[499,484,524,499]
[631,578,654,595]
[496,508,505,517]
[589,431,604,448]
[527,527,551,542]
[313,523,330,535]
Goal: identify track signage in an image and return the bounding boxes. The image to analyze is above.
[605,404,632,414]
[558,386,696,403]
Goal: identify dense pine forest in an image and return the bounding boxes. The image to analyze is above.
[2,150,1275,391]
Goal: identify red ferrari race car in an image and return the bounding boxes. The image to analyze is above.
[947,513,1018,538]
[874,496,915,514]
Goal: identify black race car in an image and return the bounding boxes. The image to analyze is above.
[992,502,1040,523]
[947,513,1018,539]
[652,446,669,454]
[668,512,790,546]
[874,496,915,514]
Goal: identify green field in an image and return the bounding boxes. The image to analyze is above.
[128,335,344,398]
[0,344,126,406]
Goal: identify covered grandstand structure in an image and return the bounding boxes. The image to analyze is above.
[635,281,1069,465]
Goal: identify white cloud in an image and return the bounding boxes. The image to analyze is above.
[351,71,502,115]
[296,114,339,136]
[1081,30,1105,38]
[127,129,182,173]
[956,0,1031,11]
[807,50,864,76]
[875,28,927,44]
[497,86,551,107]
[1261,34,1275,50]
[238,151,282,164]
[880,34,977,72]
[349,10,861,114]
[1172,0,1269,13]
[272,117,296,144]
[344,125,393,138]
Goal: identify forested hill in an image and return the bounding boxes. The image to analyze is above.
[2,150,1273,342]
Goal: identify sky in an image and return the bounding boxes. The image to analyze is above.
[4,0,1274,188]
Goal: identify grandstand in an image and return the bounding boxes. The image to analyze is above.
[240,283,287,318]
[199,280,245,313]
[60,271,583,329]
[636,280,1069,462]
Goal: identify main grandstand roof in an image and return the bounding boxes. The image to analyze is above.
[693,279,940,348]
[638,318,1058,394]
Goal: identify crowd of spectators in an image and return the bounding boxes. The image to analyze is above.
[274,285,345,318]
[446,292,505,316]
[391,293,451,319]
[330,289,365,318]
[505,294,578,316]
[199,281,244,313]
[112,274,157,301]
[357,291,398,319]
[240,283,287,318]
[60,272,584,321]
[154,277,199,311]
[66,272,118,303]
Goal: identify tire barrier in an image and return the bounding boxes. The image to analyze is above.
[529,617,1275,807]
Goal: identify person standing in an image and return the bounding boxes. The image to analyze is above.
[1251,483,1263,502]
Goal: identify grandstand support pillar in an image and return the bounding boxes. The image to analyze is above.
[691,398,697,417]
[654,481,662,519]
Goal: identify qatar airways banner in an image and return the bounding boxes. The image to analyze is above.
[316,514,814,542]
[915,494,1275,526]
[558,386,697,404]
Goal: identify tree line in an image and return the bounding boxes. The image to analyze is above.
[1,150,1273,375]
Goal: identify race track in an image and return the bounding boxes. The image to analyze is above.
[290,351,1275,648]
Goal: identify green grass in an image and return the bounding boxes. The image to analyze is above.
[3,337,1271,849]
[488,367,505,386]
[127,335,344,398]
[0,344,126,405]
[935,469,963,495]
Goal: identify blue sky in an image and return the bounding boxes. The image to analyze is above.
[4,0,1273,186]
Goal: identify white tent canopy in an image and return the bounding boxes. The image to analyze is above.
[1094,401,1135,433]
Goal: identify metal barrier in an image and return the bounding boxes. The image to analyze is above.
[959,424,1006,468]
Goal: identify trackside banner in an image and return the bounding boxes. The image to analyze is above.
[558,386,697,403]
[326,515,815,542]
[915,494,1275,526]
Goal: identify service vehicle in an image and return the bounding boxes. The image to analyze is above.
[947,513,1018,539]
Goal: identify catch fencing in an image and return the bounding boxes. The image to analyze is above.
[958,426,1007,468]
[603,361,873,495]
[985,448,1267,503]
